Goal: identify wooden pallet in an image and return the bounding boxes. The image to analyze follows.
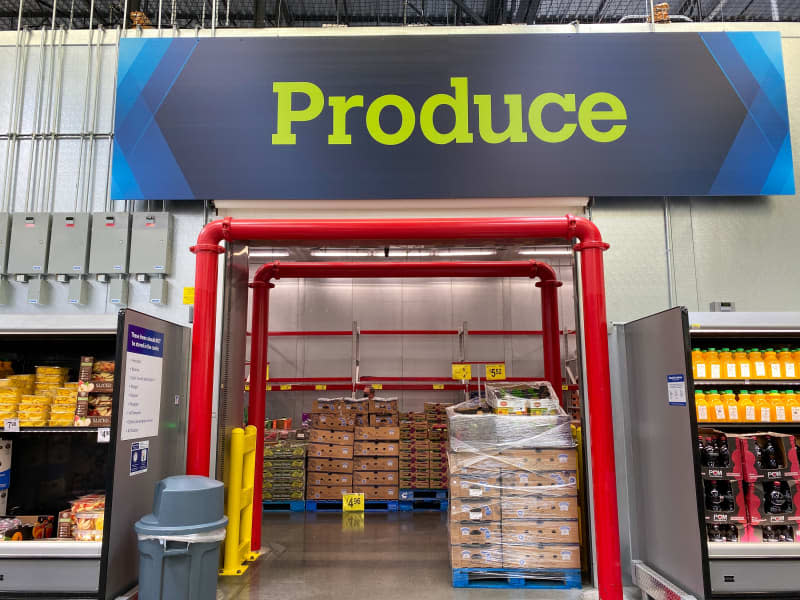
[262,500,306,512]
[451,568,582,589]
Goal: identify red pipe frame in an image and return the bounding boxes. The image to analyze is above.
[188,215,621,600]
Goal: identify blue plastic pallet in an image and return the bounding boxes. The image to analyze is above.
[305,499,399,512]
[398,488,448,501]
[262,500,306,512]
[451,568,582,590]
[399,499,448,512]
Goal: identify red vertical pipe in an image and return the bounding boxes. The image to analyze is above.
[187,242,225,476]
[578,241,622,600]
[537,277,563,398]
[248,281,270,552]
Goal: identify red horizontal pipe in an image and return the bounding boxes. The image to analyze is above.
[270,330,352,337]
[262,377,353,383]
[469,329,577,335]
[361,329,460,335]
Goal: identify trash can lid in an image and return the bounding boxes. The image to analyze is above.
[134,475,228,536]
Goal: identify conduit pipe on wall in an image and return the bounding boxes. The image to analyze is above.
[247,259,562,551]
[186,214,621,600]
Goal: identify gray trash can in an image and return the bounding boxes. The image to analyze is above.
[135,475,228,600]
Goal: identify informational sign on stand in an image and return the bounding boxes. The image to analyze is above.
[121,325,165,440]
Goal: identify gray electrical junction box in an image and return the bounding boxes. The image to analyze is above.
[47,213,91,276]
[129,212,173,276]
[7,213,51,275]
[89,212,132,275]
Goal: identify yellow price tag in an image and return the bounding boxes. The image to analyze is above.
[244,383,250,391]
[433,384,444,390]
[562,385,569,391]
[372,383,383,390]
[315,384,327,391]
[182,287,195,305]
[342,492,365,512]
[486,363,506,381]
[452,363,472,380]
[265,364,269,381]
[266,385,272,391]
[280,384,292,391]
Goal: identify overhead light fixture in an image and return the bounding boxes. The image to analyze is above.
[435,249,497,257]
[250,249,290,258]
[518,248,573,256]
[311,249,372,257]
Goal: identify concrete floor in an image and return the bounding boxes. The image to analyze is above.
[218,512,637,600]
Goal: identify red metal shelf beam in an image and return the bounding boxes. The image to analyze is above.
[247,329,577,336]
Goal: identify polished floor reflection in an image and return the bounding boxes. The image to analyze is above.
[217,512,616,600]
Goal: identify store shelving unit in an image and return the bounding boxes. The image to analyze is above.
[612,309,800,600]
[0,311,190,599]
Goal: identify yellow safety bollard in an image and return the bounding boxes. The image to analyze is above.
[219,425,258,576]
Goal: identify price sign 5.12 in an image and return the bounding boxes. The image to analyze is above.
[486,363,506,381]
[343,492,365,512]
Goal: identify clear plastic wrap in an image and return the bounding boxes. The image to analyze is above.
[137,527,227,544]
[447,383,581,577]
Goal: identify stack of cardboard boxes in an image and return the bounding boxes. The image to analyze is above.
[399,403,450,490]
[263,440,307,501]
[447,383,580,574]
[306,399,357,501]
[353,398,400,500]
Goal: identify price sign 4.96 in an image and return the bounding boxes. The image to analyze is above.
[342,492,365,512]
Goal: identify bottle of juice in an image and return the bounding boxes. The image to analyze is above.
[707,390,726,422]
[693,348,707,379]
[779,348,796,379]
[750,349,767,380]
[765,349,782,380]
[794,349,800,380]
[739,390,757,423]
[722,389,739,422]
[720,349,736,380]
[770,389,788,422]
[754,389,772,422]
[695,390,710,423]
[705,349,722,380]
[735,348,751,379]
[786,390,800,423]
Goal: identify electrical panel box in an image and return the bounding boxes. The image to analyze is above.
[0,214,10,274]
[47,213,91,275]
[129,212,173,275]
[7,214,51,275]
[89,213,131,274]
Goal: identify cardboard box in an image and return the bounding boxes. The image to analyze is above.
[400,479,430,489]
[742,524,797,543]
[703,479,747,524]
[353,471,398,486]
[706,523,742,543]
[370,414,398,426]
[263,469,305,480]
[354,441,399,456]
[307,473,353,487]
[263,479,304,490]
[309,429,354,446]
[311,399,342,414]
[502,544,581,570]
[501,495,580,520]
[501,470,578,495]
[369,398,398,414]
[450,473,502,499]
[746,479,800,524]
[307,458,353,473]
[263,490,304,501]
[450,545,503,569]
[502,520,580,544]
[354,457,398,471]
[450,498,501,522]
[424,402,450,414]
[308,443,353,459]
[263,459,305,470]
[450,521,502,544]
[354,426,400,441]
[449,448,578,474]
[698,429,744,480]
[306,486,352,501]
[354,485,399,500]
[739,433,800,482]
[355,415,369,427]
[312,413,355,432]
[341,400,369,415]
[400,440,430,450]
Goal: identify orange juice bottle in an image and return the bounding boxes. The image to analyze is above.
[770,389,788,422]
[739,390,757,423]
[781,348,798,379]
[750,349,767,379]
[705,349,722,380]
[735,348,751,379]
[692,348,707,379]
[719,348,736,380]
[765,349,782,380]
[707,390,726,422]
[786,390,800,423]
[695,391,710,423]
[722,389,739,422]
[794,349,800,380]
[754,389,772,422]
